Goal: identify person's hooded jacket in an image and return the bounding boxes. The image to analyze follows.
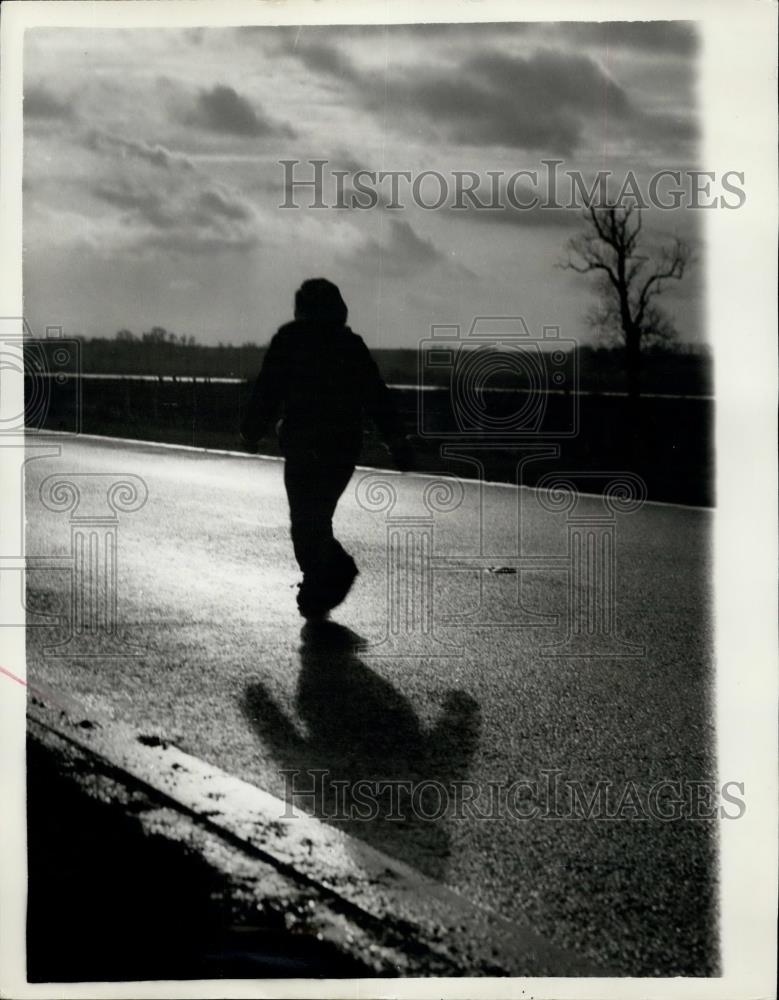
[241,318,408,463]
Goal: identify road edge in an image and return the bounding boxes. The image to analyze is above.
[27,684,600,979]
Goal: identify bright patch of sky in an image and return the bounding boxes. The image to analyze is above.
[23,21,703,348]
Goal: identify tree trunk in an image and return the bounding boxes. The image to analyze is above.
[624,329,642,465]
[625,329,641,402]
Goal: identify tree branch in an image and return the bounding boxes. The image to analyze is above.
[635,238,690,328]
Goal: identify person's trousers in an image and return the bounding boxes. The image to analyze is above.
[283,451,357,611]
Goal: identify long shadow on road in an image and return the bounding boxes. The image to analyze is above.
[242,620,480,880]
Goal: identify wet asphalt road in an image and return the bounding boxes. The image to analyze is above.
[24,434,718,975]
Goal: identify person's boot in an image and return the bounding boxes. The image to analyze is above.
[296,579,330,620]
[324,549,358,610]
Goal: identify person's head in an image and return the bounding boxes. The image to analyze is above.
[294,278,348,327]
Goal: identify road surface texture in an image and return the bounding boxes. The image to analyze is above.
[24,434,717,976]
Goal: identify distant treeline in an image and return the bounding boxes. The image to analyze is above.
[74,328,712,396]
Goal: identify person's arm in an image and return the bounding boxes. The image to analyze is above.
[240,334,286,448]
[357,338,415,470]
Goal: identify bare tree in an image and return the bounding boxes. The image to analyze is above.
[562,205,692,400]
[142,326,170,344]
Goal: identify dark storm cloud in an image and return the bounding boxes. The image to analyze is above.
[85,130,196,171]
[92,182,176,229]
[283,38,684,155]
[411,48,632,153]
[280,20,697,54]
[637,110,700,144]
[563,20,700,55]
[446,199,579,230]
[340,218,446,278]
[385,219,444,269]
[93,178,251,228]
[386,22,535,40]
[145,228,258,256]
[25,84,72,120]
[286,39,358,80]
[197,188,251,221]
[91,175,258,255]
[188,84,296,138]
[183,27,206,46]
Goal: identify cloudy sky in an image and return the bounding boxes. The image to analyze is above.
[23,21,702,349]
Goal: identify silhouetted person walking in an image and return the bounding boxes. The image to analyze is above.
[241,278,412,619]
